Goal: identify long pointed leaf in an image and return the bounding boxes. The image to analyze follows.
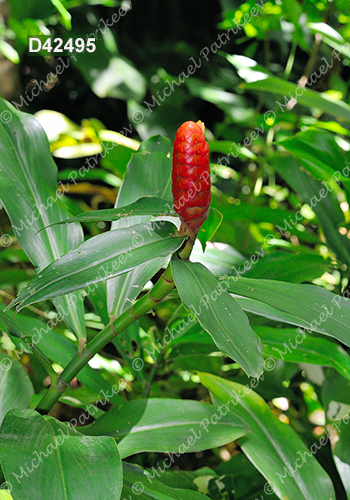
[0,98,85,341]
[228,55,350,123]
[256,326,350,381]
[223,276,350,347]
[40,196,175,226]
[107,135,174,316]
[200,373,335,500]
[0,303,124,405]
[79,398,249,458]
[171,256,264,378]
[10,222,185,311]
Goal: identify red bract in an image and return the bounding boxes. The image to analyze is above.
[172,120,211,237]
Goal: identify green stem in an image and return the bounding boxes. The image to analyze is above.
[284,39,297,80]
[35,265,176,414]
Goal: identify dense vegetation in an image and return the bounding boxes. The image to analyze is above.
[1,0,350,498]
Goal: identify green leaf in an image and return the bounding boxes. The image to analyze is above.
[40,197,175,226]
[241,251,330,283]
[0,353,34,425]
[123,463,209,500]
[270,155,350,266]
[168,342,221,374]
[307,22,349,57]
[171,256,264,378]
[50,0,71,30]
[278,129,348,182]
[0,304,124,406]
[200,373,336,500]
[229,55,350,123]
[223,276,350,347]
[107,257,167,317]
[256,326,350,381]
[0,98,86,342]
[0,409,122,500]
[79,398,249,458]
[10,222,185,311]
[115,136,173,203]
[107,135,174,316]
[197,208,223,251]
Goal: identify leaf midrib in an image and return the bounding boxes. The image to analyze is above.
[183,262,251,357]
[17,236,183,306]
[1,120,62,262]
[228,278,350,334]
[213,379,320,499]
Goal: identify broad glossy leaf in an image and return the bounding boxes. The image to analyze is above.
[279,129,348,182]
[256,326,350,381]
[0,409,122,500]
[0,98,85,341]
[107,135,174,316]
[270,154,350,266]
[79,398,249,458]
[156,466,218,491]
[200,373,335,500]
[10,222,185,311]
[171,256,264,377]
[0,353,34,425]
[224,276,350,347]
[234,294,321,328]
[41,197,174,226]
[0,304,124,406]
[123,463,209,500]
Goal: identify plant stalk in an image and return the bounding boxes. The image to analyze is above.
[35,264,176,414]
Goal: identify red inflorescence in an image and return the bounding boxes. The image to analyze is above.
[172,120,211,235]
